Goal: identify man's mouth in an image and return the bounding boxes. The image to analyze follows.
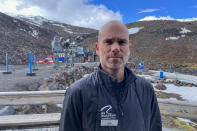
[110,57,121,59]
[108,56,122,59]
[108,53,123,59]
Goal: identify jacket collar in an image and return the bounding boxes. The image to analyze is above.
[97,64,137,89]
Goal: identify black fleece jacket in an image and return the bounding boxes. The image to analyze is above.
[60,66,162,131]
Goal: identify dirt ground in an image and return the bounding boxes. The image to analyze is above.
[0,64,62,92]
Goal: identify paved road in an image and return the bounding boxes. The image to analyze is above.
[0,64,62,92]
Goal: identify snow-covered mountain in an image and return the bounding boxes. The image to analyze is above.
[16,15,50,27]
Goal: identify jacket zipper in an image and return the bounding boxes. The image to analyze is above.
[117,88,124,131]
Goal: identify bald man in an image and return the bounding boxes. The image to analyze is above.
[60,21,162,131]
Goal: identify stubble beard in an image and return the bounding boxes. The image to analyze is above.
[100,51,130,74]
[101,57,125,74]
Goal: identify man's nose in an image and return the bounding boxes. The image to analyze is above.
[111,42,120,52]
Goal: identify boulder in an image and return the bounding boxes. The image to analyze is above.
[155,83,167,90]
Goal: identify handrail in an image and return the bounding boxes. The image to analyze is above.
[0,90,66,106]
[0,90,197,127]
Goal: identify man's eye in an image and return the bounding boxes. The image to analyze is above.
[118,40,126,45]
[106,40,113,45]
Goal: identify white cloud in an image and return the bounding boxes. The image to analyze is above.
[139,16,197,22]
[0,0,43,16]
[137,9,160,14]
[0,0,122,29]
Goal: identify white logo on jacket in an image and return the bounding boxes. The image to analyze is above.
[100,105,118,126]
[100,105,112,114]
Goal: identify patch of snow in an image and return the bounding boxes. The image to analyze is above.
[180,27,191,34]
[168,97,179,101]
[64,28,73,34]
[128,27,144,34]
[178,117,193,123]
[165,36,180,40]
[52,23,65,28]
[66,30,74,34]
[32,29,39,37]
[181,35,185,37]
[151,70,197,85]
[162,128,182,131]
[78,32,91,34]
[16,15,49,27]
[71,41,76,45]
[56,104,63,108]
[177,117,196,126]
[27,26,39,37]
[65,39,70,43]
[163,84,197,103]
[20,28,26,32]
[13,19,17,23]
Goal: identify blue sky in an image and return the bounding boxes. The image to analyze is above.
[0,0,197,29]
[89,0,197,24]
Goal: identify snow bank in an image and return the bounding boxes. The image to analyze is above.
[163,84,197,103]
[165,36,180,40]
[128,27,144,34]
[151,70,197,85]
[180,27,191,34]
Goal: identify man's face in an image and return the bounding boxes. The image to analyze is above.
[96,22,131,71]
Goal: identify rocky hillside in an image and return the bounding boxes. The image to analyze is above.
[127,20,197,70]
[0,12,197,70]
[0,12,97,65]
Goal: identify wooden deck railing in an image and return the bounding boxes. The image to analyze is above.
[0,90,197,128]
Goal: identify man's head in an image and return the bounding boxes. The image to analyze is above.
[96,21,131,73]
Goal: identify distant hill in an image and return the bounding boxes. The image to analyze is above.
[126,20,197,70]
[0,12,197,70]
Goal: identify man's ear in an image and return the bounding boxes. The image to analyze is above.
[95,42,100,56]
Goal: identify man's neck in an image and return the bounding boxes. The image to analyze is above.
[102,66,125,83]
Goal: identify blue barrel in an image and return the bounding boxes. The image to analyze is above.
[138,62,144,70]
[140,65,144,70]
[160,71,164,78]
